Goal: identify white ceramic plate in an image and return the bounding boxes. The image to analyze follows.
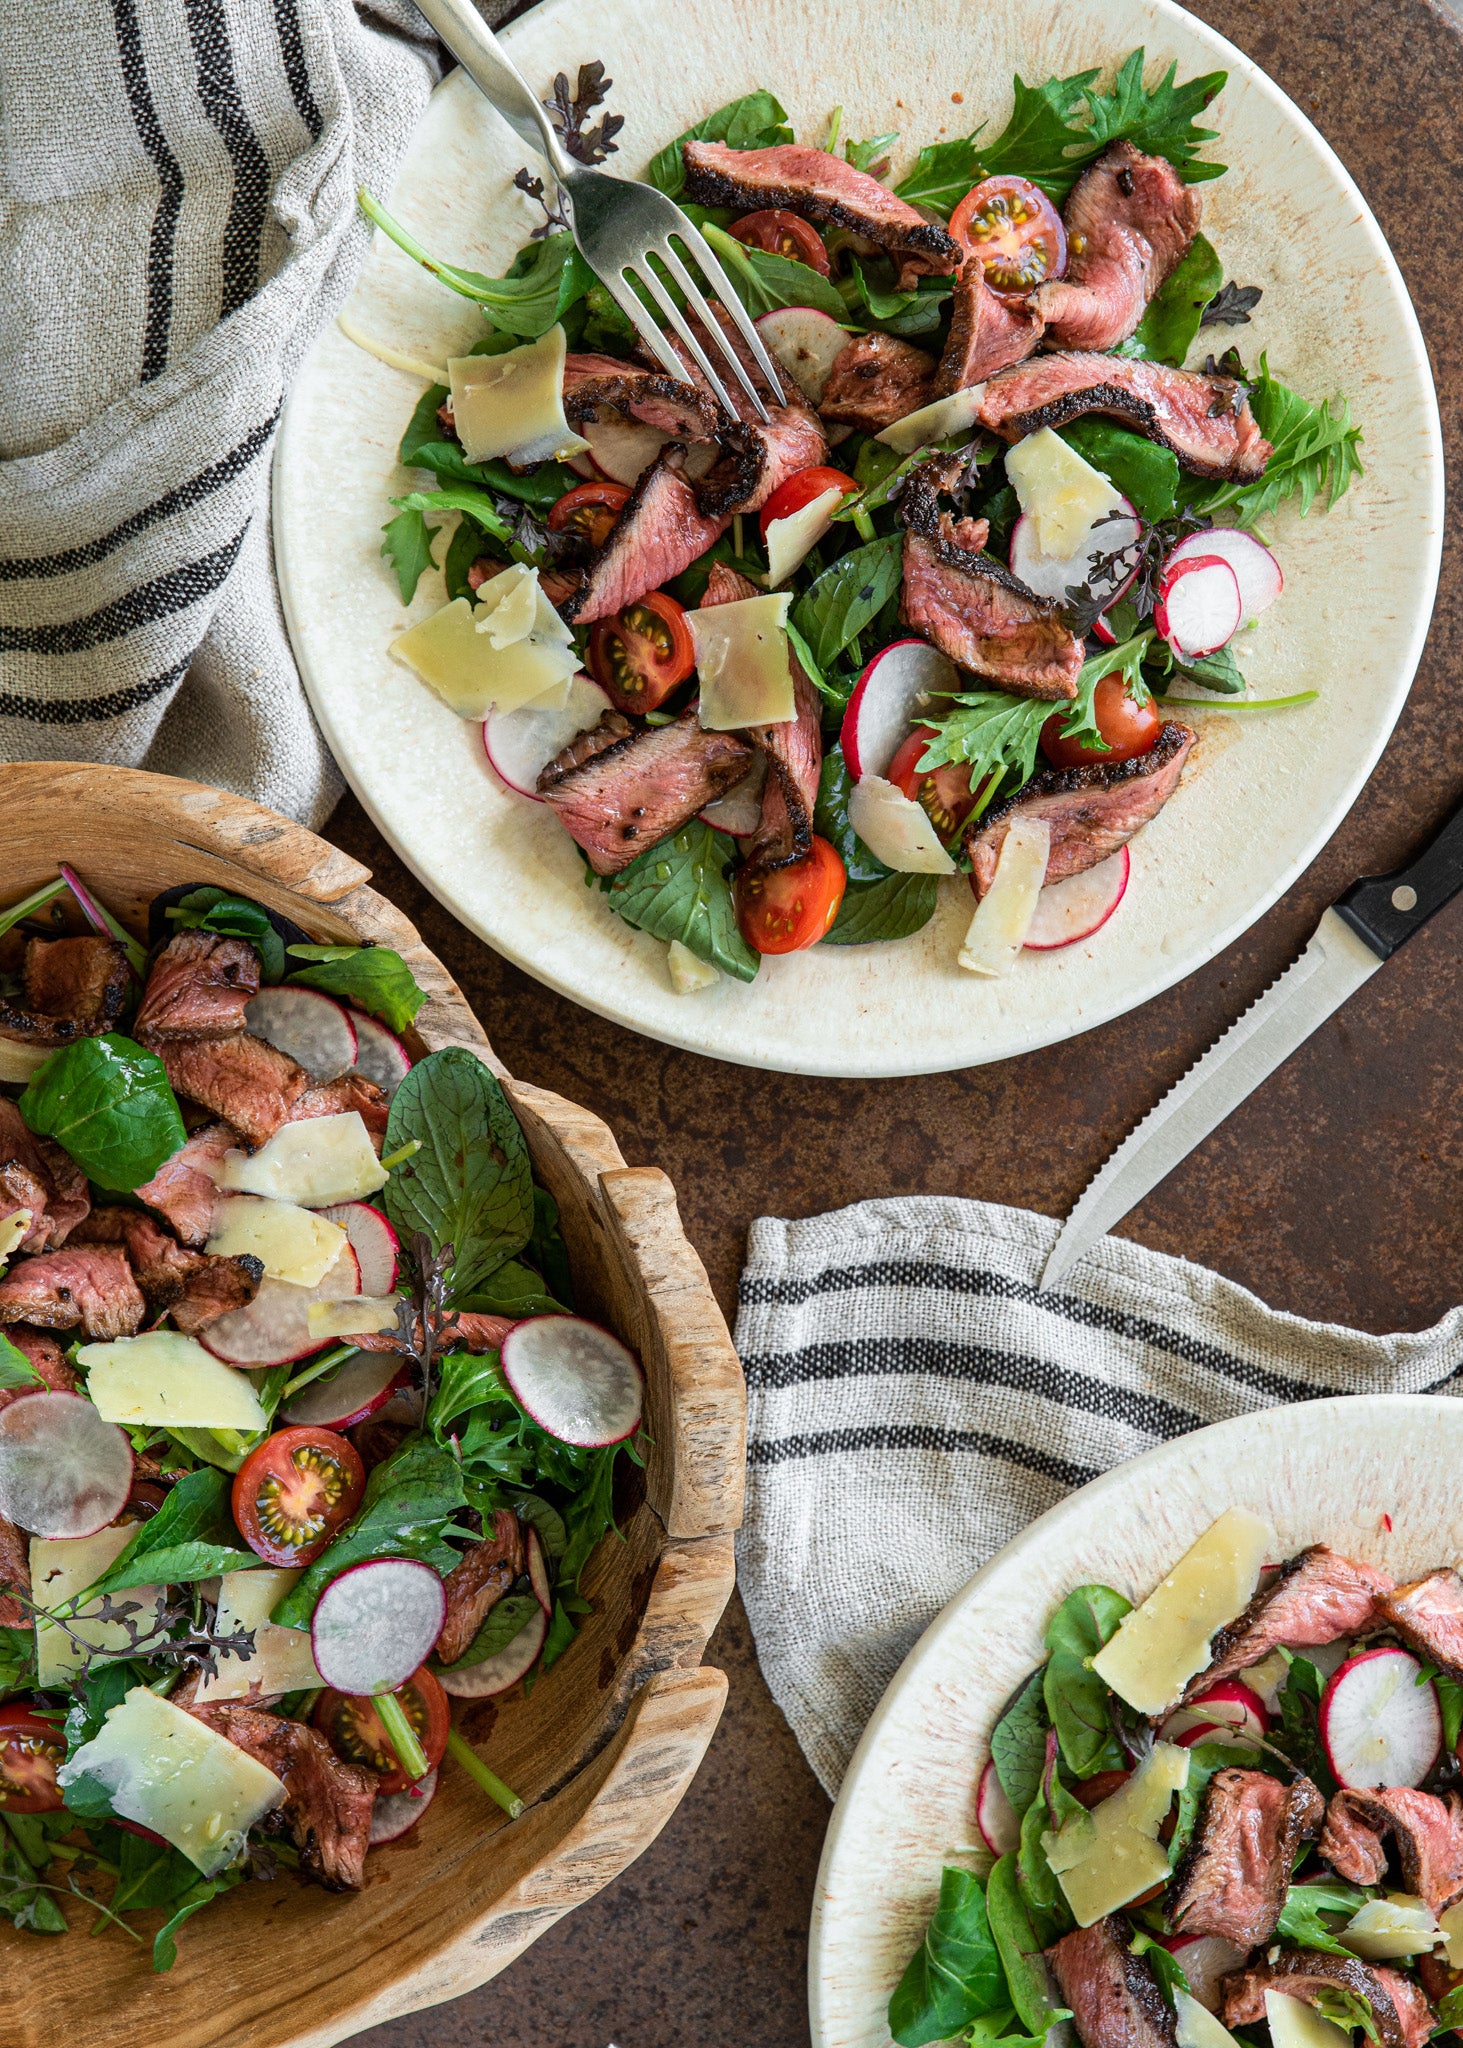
[808,1393,1463,2048]
[274,0,1442,1077]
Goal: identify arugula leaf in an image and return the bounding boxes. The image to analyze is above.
[382,505,435,603]
[894,131,988,215]
[428,1349,506,1437]
[1313,1987,1379,2040]
[845,131,899,174]
[991,1670,1050,1815]
[506,1489,568,1566]
[20,1036,186,1193]
[0,1336,42,1393]
[390,487,542,568]
[540,1597,580,1672]
[1191,355,1363,527]
[1080,51,1227,184]
[527,1186,574,1311]
[398,383,582,509]
[964,2012,1053,2048]
[792,533,904,670]
[360,194,591,335]
[1269,1653,1336,1793]
[85,1468,260,1596]
[1275,1881,1370,1957]
[435,1591,540,1671]
[1121,233,1224,367]
[1043,1584,1131,1777]
[974,69,1101,200]
[1058,420,1178,524]
[814,745,891,886]
[285,942,425,1035]
[163,886,287,982]
[152,1868,243,1972]
[272,1437,465,1628]
[647,90,793,197]
[556,1446,622,1592]
[697,222,848,321]
[918,635,1152,783]
[888,1867,1006,2048]
[603,820,759,984]
[0,1625,33,1694]
[823,874,939,946]
[1169,1739,1261,1865]
[987,1852,1070,2035]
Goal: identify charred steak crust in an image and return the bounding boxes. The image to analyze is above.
[1222,1949,1429,2048]
[1376,1569,1463,1685]
[1047,1915,1177,2048]
[1190,1544,1395,1698]
[538,711,640,794]
[900,452,1057,610]
[978,718,1192,827]
[993,378,1256,473]
[1170,1768,1324,1947]
[561,355,725,439]
[693,421,771,519]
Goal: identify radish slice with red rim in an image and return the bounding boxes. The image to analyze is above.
[1182,1677,1271,1740]
[202,1243,361,1367]
[0,1392,133,1538]
[1320,1647,1441,1788]
[283,1352,407,1429]
[578,413,672,486]
[699,748,768,838]
[841,638,961,782]
[245,988,357,1083]
[1009,499,1141,607]
[1159,1935,1249,2013]
[1166,527,1282,619]
[484,673,613,801]
[436,1605,547,1698]
[1154,554,1242,660]
[526,1526,552,1613]
[369,1765,438,1844]
[348,1014,412,1099]
[976,1759,1020,1856]
[1024,847,1129,951]
[500,1316,642,1448]
[318,1203,399,1295]
[311,1557,447,1695]
[755,307,849,404]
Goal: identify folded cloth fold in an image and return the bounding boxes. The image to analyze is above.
[734,1195,1463,1796]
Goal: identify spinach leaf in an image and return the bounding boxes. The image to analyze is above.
[1169,1739,1261,1865]
[457,1258,568,1321]
[698,222,848,321]
[844,257,952,337]
[0,1335,43,1393]
[1058,420,1178,525]
[1043,1584,1131,1777]
[991,1669,1050,1814]
[1079,51,1227,185]
[603,820,759,984]
[894,131,988,216]
[285,942,426,1035]
[152,1868,243,1972]
[0,1819,67,1934]
[1130,1930,1189,2007]
[1121,233,1223,367]
[647,91,793,197]
[1269,1653,1335,1794]
[971,69,1101,200]
[557,1447,621,1592]
[398,384,581,508]
[163,887,286,982]
[382,1047,535,1301]
[1016,1760,1070,1946]
[507,1489,568,1567]
[887,1866,1005,2048]
[1436,1986,1463,2033]
[666,532,769,607]
[814,744,891,886]
[540,1597,580,1672]
[824,875,939,946]
[272,1437,465,1627]
[987,1852,1070,2035]
[86,1468,261,1596]
[382,505,436,603]
[526,1185,574,1311]
[360,194,591,335]
[1435,1672,1463,1752]
[1160,639,1247,697]
[63,1661,139,1761]
[435,1591,539,1671]
[1275,1881,1369,1957]
[112,1831,202,1914]
[792,534,904,670]
[390,486,542,568]
[1190,355,1363,528]
[19,1035,185,1193]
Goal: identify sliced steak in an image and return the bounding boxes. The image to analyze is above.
[0,1243,145,1339]
[152,1035,310,1147]
[1376,1569,1463,1685]
[0,1099,90,1253]
[1320,1787,1463,1915]
[562,351,725,440]
[287,1074,390,1145]
[134,930,261,1041]
[701,561,760,607]
[1188,1544,1396,1698]
[69,1206,263,1336]
[0,1512,29,1626]
[979,353,1271,480]
[561,449,730,624]
[134,1121,239,1247]
[1037,141,1202,351]
[681,140,958,289]
[0,936,131,1047]
[537,707,754,875]
[820,332,937,432]
[1,1328,77,1398]
[1046,1915,1176,2048]
[1374,1970,1442,2048]
[934,264,1044,392]
[1223,1950,1431,2048]
[188,1704,374,1890]
[967,721,1195,896]
[436,1510,525,1666]
[667,305,828,517]
[1170,1768,1324,1946]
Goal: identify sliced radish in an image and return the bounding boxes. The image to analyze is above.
[1010,499,1141,607]
[699,748,768,838]
[578,412,672,486]
[0,1393,133,1539]
[500,1315,642,1448]
[1161,1935,1249,2014]
[1154,554,1242,660]
[349,1012,412,1099]
[1091,614,1118,646]
[1160,1678,1271,1748]
[318,1203,399,1295]
[1321,1648,1441,1788]
[202,1243,361,1368]
[526,1526,552,1613]
[369,1766,438,1844]
[977,1759,1020,1857]
[436,1604,547,1698]
[283,1352,407,1429]
[244,987,357,1083]
[841,637,960,781]
[1167,527,1283,619]
[756,307,849,404]
[1170,1719,1259,1752]
[1024,847,1129,950]
[484,672,613,800]
[311,1557,447,1696]
[564,448,603,481]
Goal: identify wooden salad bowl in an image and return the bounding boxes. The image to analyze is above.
[0,762,745,2048]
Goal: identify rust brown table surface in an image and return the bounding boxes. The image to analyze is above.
[340,2,1463,2039]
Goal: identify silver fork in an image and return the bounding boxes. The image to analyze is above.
[409,0,787,424]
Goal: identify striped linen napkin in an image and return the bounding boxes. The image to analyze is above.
[734,1195,1463,1796]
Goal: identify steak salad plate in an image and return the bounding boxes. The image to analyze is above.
[274,0,1442,1077]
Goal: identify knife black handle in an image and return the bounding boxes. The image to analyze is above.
[1334,798,1463,959]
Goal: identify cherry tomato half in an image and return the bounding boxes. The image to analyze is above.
[546,480,632,551]
[730,208,832,277]
[758,465,859,540]
[232,1426,366,1568]
[588,589,696,716]
[949,175,1067,296]
[0,1707,65,1813]
[888,724,984,838]
[1040,674,1162,770]
[735,837,847,954]
[314,1667,450,1797]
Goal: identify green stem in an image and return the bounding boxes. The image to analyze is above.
[1158,691,1319,711]
[58,865,148,976]
[0,877,66,942]
[445,1727,524,1818]
[281,1345,358,1399]
[852,506,877,544]
[380,1139,422,1172]
[288,1687,324,1723]
[825,104,844,156]
[375,1688,430,1783]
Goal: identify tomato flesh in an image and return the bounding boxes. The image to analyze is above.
[950,175,1067,296]
[315,1667,450,1797]
[546,481,631,551]
[735,837,847,954]
[588,589,696,716]
[729,209,831,277]
[232,1426,366,1568]
[0,1708,65,1814]
[887,725,983,837]
[758,465,858,539]
[1041,674,1162,770]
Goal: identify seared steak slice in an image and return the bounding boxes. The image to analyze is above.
[188,1704,374,1890]
[820,333,937,432]
[662,305,827,517]
[0,1099,90,1253]
[1,1328,76,1397]
[152,1035,310,1146]
[1374,1971,1443,2048]
[1224,1950,1433,2048]
[436,1510,525,1666]
[0,936,131,1047]
[1189,1544,1396,1697]
[537,707,754,875]
[1047,1915,1176,2048]
[562,351,725,440]
[980,353,1271,480]
[1377,1569,1463,1684]
[134,1121,238,1246]
[1171,1768,1324,1946]
[135,930,261,1041]
[69,1207,263,1336]
[1321,1787,1463,1915]
[702,562,760,607]
[1037,141,1201,351]
[561,449,730,624]
[0,1243,145,1339]
[967,721,1195,896]
[288,1074,390,1144]
[0,1510,29,1625]
[934,264,1044,393]
[681,141,958,289]
[170,1256,265,1335]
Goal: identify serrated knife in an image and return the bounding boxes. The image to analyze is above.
[1038,799,1463,1292]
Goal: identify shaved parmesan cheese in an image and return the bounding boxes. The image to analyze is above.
[447,326,590,466]
[1044,1741,1188,1925]
[765,486,845,587]
[0,1041,47,1086]
[959,818,1050,976]
[1438,1900,1463,1966]
[391,565,577,721]
[58,1686,284,1876]
[668,941,719,994]
[206,1195,347,1287]
[218,1113,387,1207]
[307,1296,400,1339]
[1264,1992,1352,2048]
[690,592,795,729]
[1176,1993,1244,2048]
[874,386,986,454]
[1091,1508,1275,1713]
[194,1568,322,1703]
[1005,428,1123,561]
[0,1210,31,1264]
[1343,1894,1439,1960]
[847,776,957,875]
[79,1331,269,1432]
[31,1527,165,1688]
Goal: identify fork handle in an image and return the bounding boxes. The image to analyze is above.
[412,0,574,181]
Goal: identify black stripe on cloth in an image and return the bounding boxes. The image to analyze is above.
[0,528,246,656]
[185,0,272,316]
[0,409,279,584]
[272,0,323,139]
[0,654,191,726]
[109,0,184,381]
[741,1335,1201,1441]
[747,1422,1099,1490]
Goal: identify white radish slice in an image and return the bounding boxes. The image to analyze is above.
[318,1202,400,1295]
[564,448,603,481]
[500,1315,643,1448]
[1167,527,1283,618]
[436,1604,547,1698]
[283,1352,407,1429]
[244,988,357,1083]
[1010,499,1142,606]
[699,748,768,838]
[976,1759,1020,1857]
[484,672,613,801]
[1185,1678,1272,1739]
[348,1013,412,1099]
[0,1392,133,1539]
[959,817,1050,977]
[578,412,670,486]
[1169,1718,1256,1752]
[756,307,849,404]
[1024,847,1129,951]
[311,1557,447,1696]
[369,1766,438,1844]
[526,1526,552,1613]
[1321,1647,1441,1788]
[202,1243,361,1368]
[841,637,960,781]
[1163,1936,1249,2014]
[1154,554,1242,660]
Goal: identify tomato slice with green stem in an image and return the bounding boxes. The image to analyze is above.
[729,209,832,277]
[950,175,1067,296]
[588,590,696,716]
[887,724,986,838]
[546,481,631,550]
[0,1706,65,1813]
[1041,673,1161,770]
[314,1667,450,1797]
[232,1425,365,1568]
[735,837,847,954]
[758,466,859,539]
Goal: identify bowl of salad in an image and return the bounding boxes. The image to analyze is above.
[808,1395,1463,2048]
[0,761,743,2048]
